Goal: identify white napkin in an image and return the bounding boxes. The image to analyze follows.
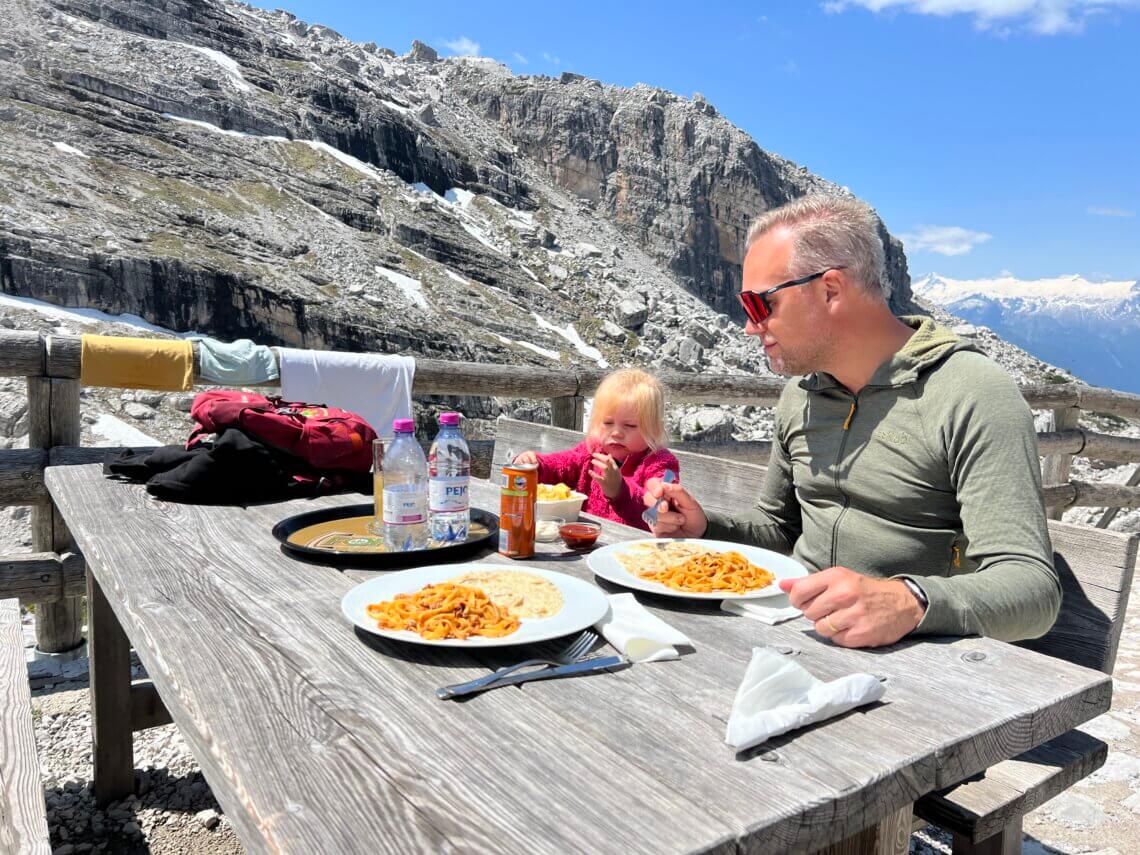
[721,594,801,625]
[725,647,885,751]
[596,593,691,663]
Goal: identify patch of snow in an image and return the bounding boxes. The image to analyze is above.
[375,265,429,311]
[914,272,1137,304]
[179,43,254,92]
[162,114,277,140]
[380,99,413,115]
[0,292,187,335]
[412,182,433,195]
[89,414,161,448]
[52,142,89,158]
[298,140,388,184]
[444,188,475,208]
[532,312,609,368]
[461,222,504,255]
[444,269,470,285]
[489,333,561,362]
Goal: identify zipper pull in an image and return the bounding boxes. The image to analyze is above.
[843,401,857,431]
[953,546,961,568]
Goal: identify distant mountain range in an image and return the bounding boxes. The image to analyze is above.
[913,273,1140,394]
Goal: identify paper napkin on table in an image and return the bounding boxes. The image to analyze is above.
[596,593,691,663]
[721,595,801,626]
[725,647,885,751]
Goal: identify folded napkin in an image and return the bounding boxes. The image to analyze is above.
[596,593,691,663]
[725,647,885,751]
[721,595,801,626]
[277,347,414,437]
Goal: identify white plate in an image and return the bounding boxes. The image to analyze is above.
[341,564,610,648]
[587,538,808,600]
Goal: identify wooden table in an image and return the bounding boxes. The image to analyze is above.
[47,468,1112,854]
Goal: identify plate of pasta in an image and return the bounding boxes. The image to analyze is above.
[587,539,808,600]
[341,564,610,647]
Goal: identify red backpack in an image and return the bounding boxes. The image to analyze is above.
[188,391,377,473]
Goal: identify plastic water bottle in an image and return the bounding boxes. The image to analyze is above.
[382,418,429,551]
[429,411,471,542]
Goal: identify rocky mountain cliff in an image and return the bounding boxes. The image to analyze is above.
[0,0,914,384]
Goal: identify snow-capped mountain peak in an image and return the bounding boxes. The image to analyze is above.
[914,272,1140,393]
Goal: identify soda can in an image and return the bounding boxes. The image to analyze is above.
[499,463,537,558]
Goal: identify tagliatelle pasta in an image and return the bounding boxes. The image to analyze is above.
[638,549,775,594]
[366,583,520,640]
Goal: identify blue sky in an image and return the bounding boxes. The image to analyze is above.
[248,1,1139,282]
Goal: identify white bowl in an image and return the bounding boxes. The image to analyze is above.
[536,492,587,521]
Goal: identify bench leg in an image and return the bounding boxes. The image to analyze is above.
[813,803,913,855]
[952,817,1022,855]
[87,571,134,806]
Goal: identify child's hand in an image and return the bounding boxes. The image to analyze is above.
[590,452,622,498]
[513,450,539,465]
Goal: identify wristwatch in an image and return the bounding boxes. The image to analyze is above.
[899,577,929,613]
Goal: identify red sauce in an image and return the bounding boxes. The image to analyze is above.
[559,522,601,549]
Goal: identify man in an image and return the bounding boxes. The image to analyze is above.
[646,195,1060,648]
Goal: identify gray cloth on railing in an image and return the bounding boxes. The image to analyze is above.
[188,336,279,385]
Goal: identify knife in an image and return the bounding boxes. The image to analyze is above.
[437,655,627,700]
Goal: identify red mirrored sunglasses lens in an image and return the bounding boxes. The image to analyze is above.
[737,292,769,324]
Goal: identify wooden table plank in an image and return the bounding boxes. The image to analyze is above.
[47,469,1113,854]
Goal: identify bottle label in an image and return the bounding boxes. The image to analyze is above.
[429,477,469,513]
[382,489,427,525]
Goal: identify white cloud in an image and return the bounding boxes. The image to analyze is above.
[441,36,480,56]
[822,1,1138,35]
[782,59,800,75]
[512,52,529,65]
[900,224,993,256]
[542,51,561,65]
[1088,205,1136,217]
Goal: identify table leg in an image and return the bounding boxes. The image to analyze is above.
[812,803,913,855]
[87,570,135,806]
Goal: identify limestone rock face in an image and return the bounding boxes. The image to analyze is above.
[0,0,914,387]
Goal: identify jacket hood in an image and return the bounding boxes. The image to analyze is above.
[802,315,980,391]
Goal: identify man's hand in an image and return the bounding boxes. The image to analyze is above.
[590,452,623,498]
[643,481,708,538]
[513,450,539,465]
[779,566,925,648]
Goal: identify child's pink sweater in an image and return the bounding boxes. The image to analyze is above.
[535,442,680,531]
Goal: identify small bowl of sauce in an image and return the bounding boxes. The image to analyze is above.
[559,521,601,550]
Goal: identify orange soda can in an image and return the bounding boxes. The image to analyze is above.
[499,463,537,558]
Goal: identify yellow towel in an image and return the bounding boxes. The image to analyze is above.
[80,335,194,391]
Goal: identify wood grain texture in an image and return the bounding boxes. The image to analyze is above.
[1043,408,1081,521]
[44,467,1112,854]
[0,551,86,604]
[27,376,83,653]
[549,395,585,430]
[87,571,134,806]
[0,598,50,855]
[914,729,1106,842]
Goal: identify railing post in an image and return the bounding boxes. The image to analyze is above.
[550,395,585,431]
[1042,406,1081,521]
[27,371,84,653]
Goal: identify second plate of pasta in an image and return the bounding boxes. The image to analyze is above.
[587,539,808,600]
[341,564,610,647]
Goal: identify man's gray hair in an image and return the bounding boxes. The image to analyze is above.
[745,195,891,301]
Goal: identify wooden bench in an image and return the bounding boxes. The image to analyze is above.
[493,416,1140,855]
[0,598,51,854]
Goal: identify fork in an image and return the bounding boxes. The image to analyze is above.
[435,630,598,699]
[641,469,677,528]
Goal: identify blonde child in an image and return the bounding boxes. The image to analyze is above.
[513,368,679,530]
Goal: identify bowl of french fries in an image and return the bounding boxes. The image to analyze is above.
[535,482,588,521]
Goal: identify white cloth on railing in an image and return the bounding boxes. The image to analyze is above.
[596,593,691,663]
[720,595,801,626]
[277,348,414,437]
[725,647,885,751]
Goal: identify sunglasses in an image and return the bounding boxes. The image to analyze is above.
[736,267,846,325]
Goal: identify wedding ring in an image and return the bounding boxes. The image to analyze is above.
[824,614,840,634]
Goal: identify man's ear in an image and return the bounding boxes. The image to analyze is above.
[822,268,845,306]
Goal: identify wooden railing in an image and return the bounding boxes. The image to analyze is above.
[2,329,1139,652]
